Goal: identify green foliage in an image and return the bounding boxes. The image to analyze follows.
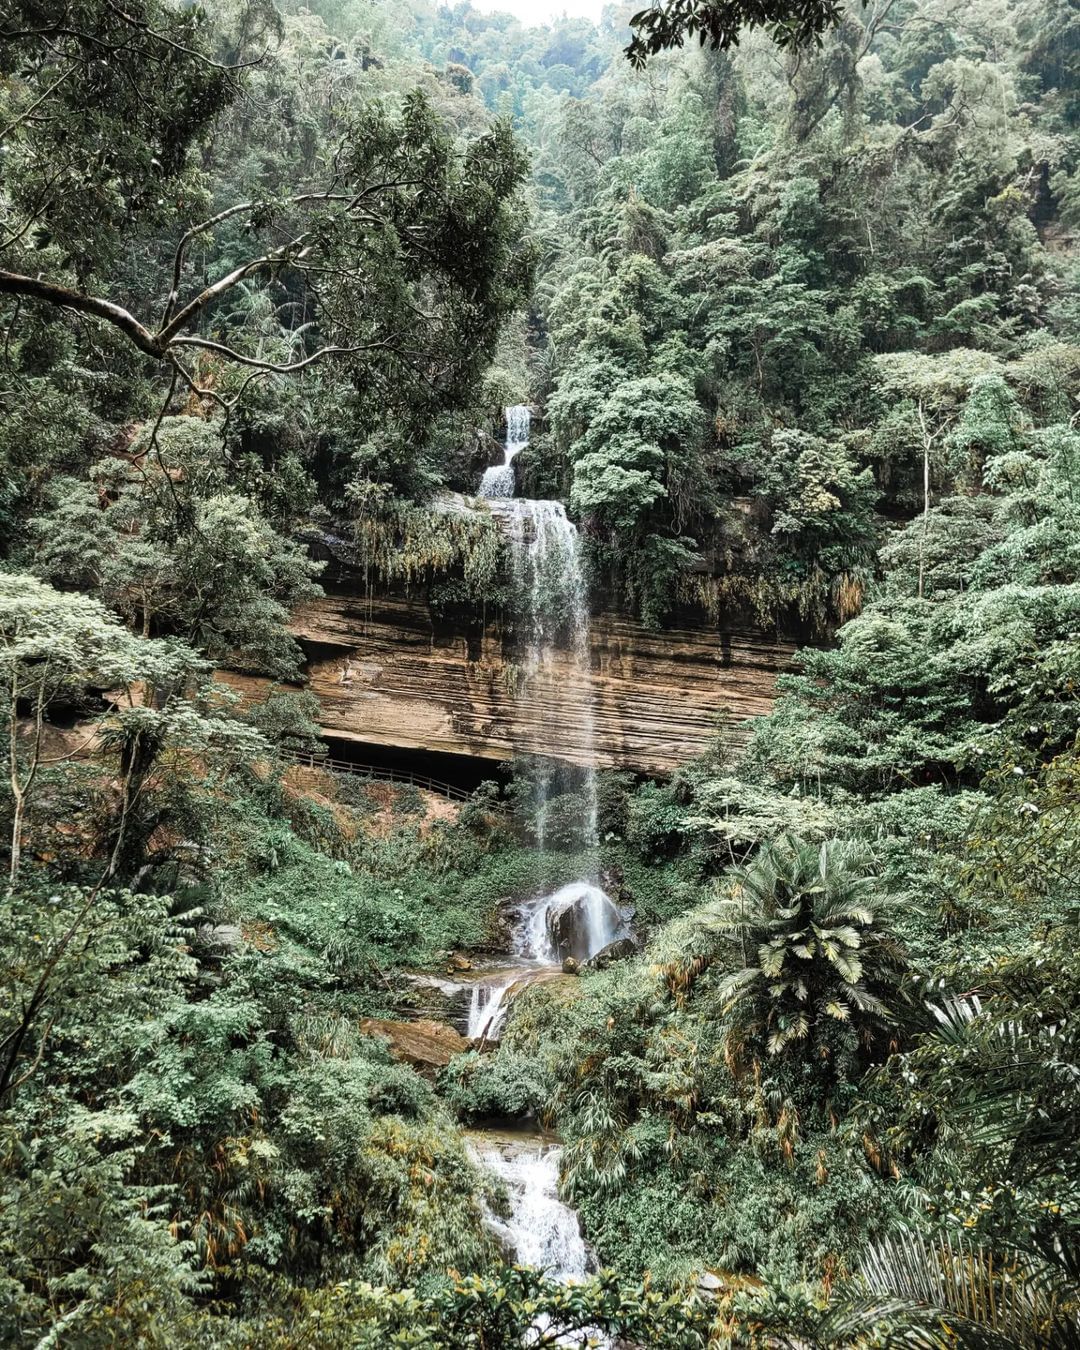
[3,1,1080,1344]
[865,911,1080,1277]
[30,420,324,676]
[220,1266,725,1347]
[347,493,509,603]
[626,0,847,68]
[505,0,1080,626]
[757,428,879,581]
[0,1,272,268]
[859,1229,1080,1349]
[0,750,527,1341]
[440,1047,552,1120]
[673,836,906,1065]
[627,779,693,860]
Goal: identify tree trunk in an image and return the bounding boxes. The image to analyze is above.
[917,400,931,601]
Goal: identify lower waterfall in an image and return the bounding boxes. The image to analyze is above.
[468,1135,591,1280]
[466,976,513,1043]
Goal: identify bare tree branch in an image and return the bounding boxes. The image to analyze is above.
[170,334,391,372]
[0,270,162,356]
[160,191,357,325]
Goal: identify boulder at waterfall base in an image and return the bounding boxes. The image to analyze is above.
[543,883,624,964]
[583,937,637,971]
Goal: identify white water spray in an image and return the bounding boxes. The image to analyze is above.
[479,404,530,499]
[471,1140,591,1281]
[521,881,624,965]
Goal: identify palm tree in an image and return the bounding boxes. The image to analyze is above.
[689,835,906,1064]
[866,931,1080,1294]
[856,1228,1080,1348]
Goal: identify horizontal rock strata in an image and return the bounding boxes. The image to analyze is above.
[275,589,796,776]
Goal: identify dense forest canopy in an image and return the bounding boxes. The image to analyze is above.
[1,0,1078,1345]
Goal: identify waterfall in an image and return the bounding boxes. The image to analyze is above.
[506,403,530,446]
[477,403,598,856]
[460,886,628,1044]
[467,978,513,1042]
[479,404,530,499]
[492,500,598,854]
[521,881,623,966]
[470,1140,591,1281]
[456,400,622,1052]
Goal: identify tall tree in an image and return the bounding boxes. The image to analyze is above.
[0,2,533,414]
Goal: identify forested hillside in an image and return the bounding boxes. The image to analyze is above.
[1,1,1077,1346]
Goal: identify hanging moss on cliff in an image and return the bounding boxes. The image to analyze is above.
[346,485,509,603]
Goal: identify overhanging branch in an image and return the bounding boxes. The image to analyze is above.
[0,270,162,356]
[170,335,389,371]
[1,174,450,394]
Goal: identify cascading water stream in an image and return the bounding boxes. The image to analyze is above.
[468,1136,591,1281]
[464,408,624,1310]
[464,882,628,1043]
[479,403,530,499]
[466,977,513,1043]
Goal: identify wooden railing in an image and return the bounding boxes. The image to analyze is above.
[287,750,473,802]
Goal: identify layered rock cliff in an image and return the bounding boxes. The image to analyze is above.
[279,586,796,776]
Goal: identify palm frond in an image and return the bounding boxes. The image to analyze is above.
[860,1230,1080,1349]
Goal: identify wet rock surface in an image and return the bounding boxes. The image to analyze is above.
[583,937,637,970]
[359,1017,469,1073]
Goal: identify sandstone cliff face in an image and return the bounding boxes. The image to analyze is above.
[284,588,795,776]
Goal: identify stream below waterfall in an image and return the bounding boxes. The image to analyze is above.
[442,882,623,1315]
[405,880,627,1296]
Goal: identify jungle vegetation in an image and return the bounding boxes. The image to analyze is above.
[0,0,1078,1345]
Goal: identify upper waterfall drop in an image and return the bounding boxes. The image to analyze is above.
[476,400,600,866]
[489,498,599,854]
[521,881,626,965]
[505,402,531,447]
[479,404,531,499]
